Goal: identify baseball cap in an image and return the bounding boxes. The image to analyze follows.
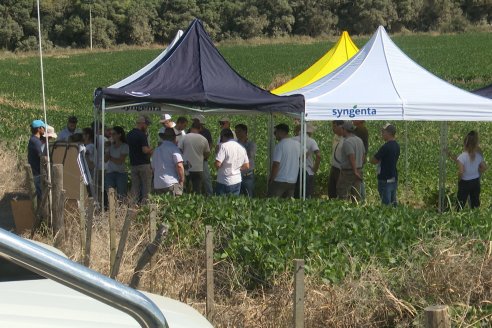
[46,125,58,138]
[159,113,172,123]
[341,121,355,132]
[31,119,46,129]
[382,123,396,135]
[219,117,230,124]
[192,114,206,124]
[136,115,152,125]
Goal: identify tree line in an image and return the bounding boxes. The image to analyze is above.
[1,0,491,51]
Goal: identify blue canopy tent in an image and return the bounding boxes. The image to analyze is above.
[93,19,307,203]
[473,84,492,99]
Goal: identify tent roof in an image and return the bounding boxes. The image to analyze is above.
[473,84,492,99]
[284,26,492,121]
[95,19,304,114]
[272,31,358,95]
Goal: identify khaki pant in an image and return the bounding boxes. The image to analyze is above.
[336,169,362,201]
[130,164,152,204]
[154,183,183,196]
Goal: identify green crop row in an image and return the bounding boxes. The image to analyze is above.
[148,194,492,287]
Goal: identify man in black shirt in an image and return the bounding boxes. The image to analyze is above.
[127,115,153,204]
[28,120,46,201]
[370,123,400,206]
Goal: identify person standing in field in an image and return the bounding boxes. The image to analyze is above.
[353,120,369,201]
[152,128,185,196]
[174,116,188,150]
[104,126,129,198]
[182,121,210,194]
[58,115,81,142]
[337,121,365,201]
[370,123,400,206]
[328,120,345,199]
[127,115,153,204]
[268,123,300,198]
[28,119,46,201]
[448,130,487,210]
[215,128,249,196]
[235,123,256,197]
[191,115,214,195]
[293,123,321,198]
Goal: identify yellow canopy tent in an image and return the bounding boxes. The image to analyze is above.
[272,31,359,95]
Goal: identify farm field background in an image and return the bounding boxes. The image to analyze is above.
[2,31,492,326]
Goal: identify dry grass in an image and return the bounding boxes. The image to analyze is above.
[0,140,29,199]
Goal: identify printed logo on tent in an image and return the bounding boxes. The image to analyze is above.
[332,105,377,118]
[125,91,151,97]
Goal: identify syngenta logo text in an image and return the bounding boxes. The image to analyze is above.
[332,105,377,118]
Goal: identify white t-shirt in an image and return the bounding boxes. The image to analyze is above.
[175,128,186,150]
[106,143,129,173]
[96,135,109,170]
[273,138,300,183]
[215,140,249,186]
[457,151,483,181]
[182,132,210,172]
[292,135,319,175]
[151,141,183,189]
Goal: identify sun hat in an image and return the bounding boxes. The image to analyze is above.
[31,120,46,129]
[46,125,58,138]
[306,123,316,133]
[192,114,206,124]
[219,117,230,124]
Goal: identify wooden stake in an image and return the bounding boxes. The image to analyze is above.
[425,305,450,328]
[79,177,87,263]
[52,164,65,248]
[108,188,116,270]
[110,208,135,279]
[25,164,37,214]
[149,204,157,292]
[293,259,305,328]
[84,197,94,267]
[205,225,214,321]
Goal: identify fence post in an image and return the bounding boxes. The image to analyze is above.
[79,177,87,262]
[40,157,50,223]
[25,164,37,213]
[52,164,65,247]
[149,204,157,292]
[205,225,214,321]
[108,188,117,270]
[84,197,94,267]
[111,208,135,279]
[425,305,450,328]
[293,259,305,328]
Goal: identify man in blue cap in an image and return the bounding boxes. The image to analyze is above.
[28,119,46,201]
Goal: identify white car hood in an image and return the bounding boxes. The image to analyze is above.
[0,279,212,328]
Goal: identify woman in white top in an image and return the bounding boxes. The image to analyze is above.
[453,131,487,210]
[105,126,129,198]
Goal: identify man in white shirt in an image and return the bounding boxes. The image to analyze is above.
[215,128,249,196]
[293,123,321,198]
[58,115,81,142]
[268,123,300,198]
[151,128,185,196]
[174,116,188,150]
[182,121,210,194]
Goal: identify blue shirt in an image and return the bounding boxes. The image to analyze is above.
[28,135,43,175]
[126,128,150,166]
[374,140,400,180]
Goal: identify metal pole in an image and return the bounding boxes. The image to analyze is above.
[89,4,93,50]
[438,122,448,213]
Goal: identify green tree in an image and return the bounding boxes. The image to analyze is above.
[155,0,199,42]
[92,16,117,47]
[291,0,338,36]
[126,3,156,45]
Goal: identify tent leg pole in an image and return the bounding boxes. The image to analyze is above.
[438,122,448,213]
[267,113,274,183]
[101,98,106,216]
[404,121,409,201]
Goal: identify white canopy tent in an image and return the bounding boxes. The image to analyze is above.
[283,26,492,122]
[282,26,492,203]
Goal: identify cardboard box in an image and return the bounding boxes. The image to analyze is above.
[10,200,35,234]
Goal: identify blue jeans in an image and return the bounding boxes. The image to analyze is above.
[106,171,128,197]
[240,173,254,197]
[378,180,397,206]
[216,182,241,196]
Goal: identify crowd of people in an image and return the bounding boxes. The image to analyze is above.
[27,114,487,210]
